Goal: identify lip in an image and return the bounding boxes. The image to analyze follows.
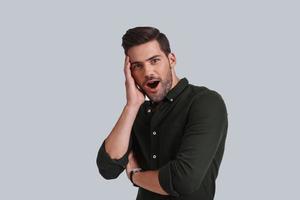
[144,79,160,86]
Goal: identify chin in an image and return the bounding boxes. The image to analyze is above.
[149,95,164,103]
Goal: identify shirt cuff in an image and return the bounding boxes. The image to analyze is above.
[96,139,130,179]
[98,139,129,168]
[158,163,179,197]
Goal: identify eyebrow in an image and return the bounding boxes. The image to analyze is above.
[130,55,161,65]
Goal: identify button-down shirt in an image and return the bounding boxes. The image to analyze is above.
[96,77,228,200]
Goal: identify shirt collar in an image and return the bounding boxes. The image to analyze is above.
[165,77,189,101]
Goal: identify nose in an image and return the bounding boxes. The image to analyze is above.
[144,64,156,79]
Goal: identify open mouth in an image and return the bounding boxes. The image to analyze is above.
[147,80,160,89]
[145,80,160,92]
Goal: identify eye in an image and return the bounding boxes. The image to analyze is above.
[132,64,143,70]
[151,58,160,64]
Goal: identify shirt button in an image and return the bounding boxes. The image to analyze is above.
[170,98,173,102]
[147,108,151,113]
[152,154,157,159]
[153,131,156,135]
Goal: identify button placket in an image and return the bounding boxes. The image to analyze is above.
[150,129,159,168]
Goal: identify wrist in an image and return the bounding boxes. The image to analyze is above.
[125,103,142,111]
[129,168,142,187]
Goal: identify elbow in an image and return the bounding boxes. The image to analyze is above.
[98,167,121,180]
[96,150,125,180]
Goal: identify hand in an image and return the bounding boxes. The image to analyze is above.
[126,150,141,180]
[124,55,145,108]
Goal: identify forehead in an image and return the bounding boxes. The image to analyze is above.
[127,40,165,62]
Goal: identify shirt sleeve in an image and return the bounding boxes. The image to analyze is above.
[158,90,228,196]
[96,133,134,179]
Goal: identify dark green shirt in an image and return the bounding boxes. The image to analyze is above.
[96,77,228,200]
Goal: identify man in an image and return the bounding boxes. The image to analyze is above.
[96,26,228,200]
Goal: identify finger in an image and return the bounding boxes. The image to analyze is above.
[123,56,130,77]
[124,56,131,75]
[124,56,135,83]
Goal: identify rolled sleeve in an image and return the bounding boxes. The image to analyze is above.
[158,163,180,196]
[158,91,228,196]
[96,135,133,179]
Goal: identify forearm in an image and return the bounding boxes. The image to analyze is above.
[105,104,140,159]
[132,170,169,196]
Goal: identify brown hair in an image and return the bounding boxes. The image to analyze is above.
[121,26,171,57]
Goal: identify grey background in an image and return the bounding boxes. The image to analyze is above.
[0,0,299,199]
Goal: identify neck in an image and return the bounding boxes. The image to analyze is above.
[171,75,180,90]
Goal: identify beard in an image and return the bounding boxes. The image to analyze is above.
[146,66,173,103]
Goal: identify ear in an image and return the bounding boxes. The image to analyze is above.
[168,52,176,68]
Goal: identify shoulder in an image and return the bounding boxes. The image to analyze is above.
[188,84,227,116]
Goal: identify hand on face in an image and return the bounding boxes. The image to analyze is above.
[124,55,145,107]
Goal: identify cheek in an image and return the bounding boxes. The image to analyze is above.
[130,70,137,79]
[131,72,142,84]
[160,64,171,75]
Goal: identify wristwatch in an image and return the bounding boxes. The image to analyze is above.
[130,168,142,187]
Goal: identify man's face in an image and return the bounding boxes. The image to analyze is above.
[127,40,176,102]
